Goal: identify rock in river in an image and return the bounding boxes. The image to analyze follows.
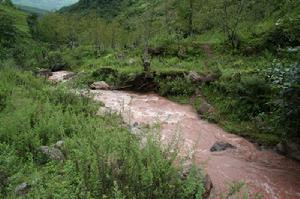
[90,81,111,90]
[210,141,236,152]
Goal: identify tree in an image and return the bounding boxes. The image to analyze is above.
[220,0,248,49]
[177,0,201,37]
[27,14,39,39]
[140,8,156,72]
[0,13,17,49]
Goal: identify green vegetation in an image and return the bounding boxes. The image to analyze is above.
[1,0,300,197]
[2,0,299,146]
[0,65,205,198]
[16,4,49,15]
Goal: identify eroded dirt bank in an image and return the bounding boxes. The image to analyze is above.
[50,71,300,199]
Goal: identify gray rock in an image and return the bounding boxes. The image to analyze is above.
[90,81,110,90]
[198,99,215,115]
[276,141,300,161]
[39,146,65,161]
[128,58,136,65]
[15,182,31,196]
[187,71,202,82]
[54,140,64,150]
[186,71,219,83]
[210,141,236,152]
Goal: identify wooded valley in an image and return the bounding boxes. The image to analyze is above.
[0,0,300,198]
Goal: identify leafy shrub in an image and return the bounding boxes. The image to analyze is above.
[46,51,69,71]
[280,63,300,139]
[265,61,300,139]
[0,12,17,60]
[156,77,196,96]
[234,75,271,120]
[263,15,300,50]
[0,12,17,49]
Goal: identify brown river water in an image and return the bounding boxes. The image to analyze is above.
[50,71,300,199]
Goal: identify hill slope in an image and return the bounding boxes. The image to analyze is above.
[60,0,127,19]
[16,4,49,15]
[0,3,29,34]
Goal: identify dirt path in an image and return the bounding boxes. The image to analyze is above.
[50,71,300,199]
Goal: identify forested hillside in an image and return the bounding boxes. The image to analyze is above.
[1,0,300,198]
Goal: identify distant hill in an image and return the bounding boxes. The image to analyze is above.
[60,0,131,19]
[16,4,49,15]
[12,0,78,11]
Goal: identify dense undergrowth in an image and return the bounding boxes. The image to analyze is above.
[0,66,205,198]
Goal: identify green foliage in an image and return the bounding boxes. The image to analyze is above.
[27,13,38,38]
[264,61,300,139]
[280,63,300,139]
[0,66,204,198]
[156,76,195,97]
[263,15,300,50]
[234,76,271,120]
[45,51,70,71]
[0,11,17,58]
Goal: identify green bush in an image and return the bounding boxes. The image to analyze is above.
[261,15,300,50]
[234,76,271,120]
[46,51,70,71]
[265,62,300,139]
[0,12,18,60]
[156,77,196,97]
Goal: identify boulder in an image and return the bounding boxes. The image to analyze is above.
[186,71,219,83]
[15,182,31,196]
[276,141,300,161]
[198,99,215,115]
[128,58,136,65]
[187,71,202,82]
[90,81,111,90]
[130,122,143,136]
[39,146,65,161]
[54,140,64,150]
[210,141,236,152]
